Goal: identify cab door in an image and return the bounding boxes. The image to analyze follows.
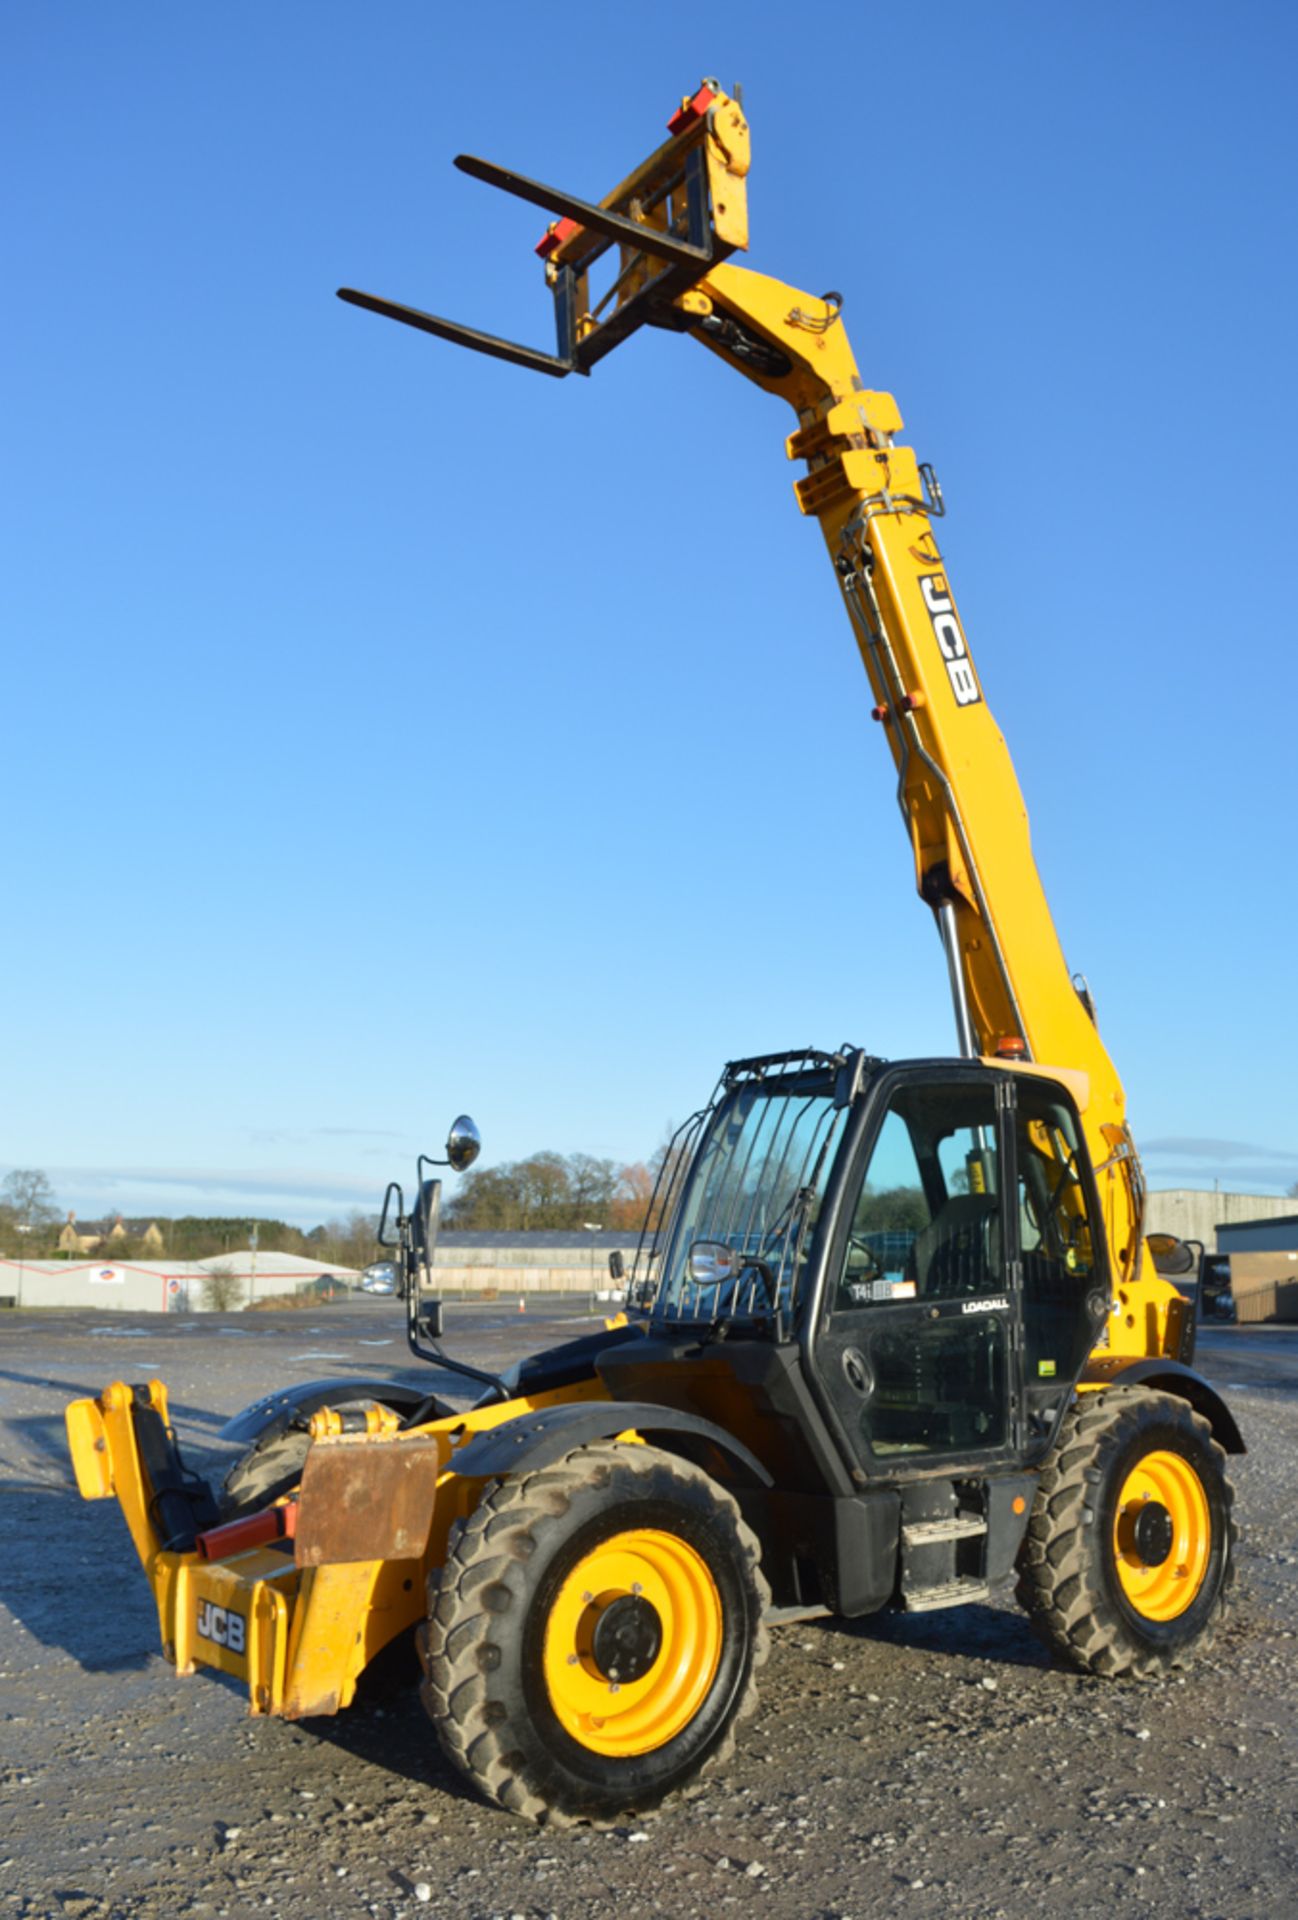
[813,1068,1022,1474]
[1009,1074,1112,1446]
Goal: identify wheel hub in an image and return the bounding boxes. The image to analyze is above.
[1112,1447,1212,1622]
[1131,1499,1175,1567]
[542,1527,724,1757]
[590,1593,663,1683]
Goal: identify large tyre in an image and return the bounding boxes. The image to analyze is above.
[1016,1386,1236,1677]
[420,1441,770,1823]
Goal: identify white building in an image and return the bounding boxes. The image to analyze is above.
[0,1252,358,1313]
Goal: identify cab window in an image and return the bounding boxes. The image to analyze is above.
[838,1082,1002,1306]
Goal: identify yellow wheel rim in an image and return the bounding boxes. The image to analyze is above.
[1112,1448,1211,1622]
[542,1528,723,1757]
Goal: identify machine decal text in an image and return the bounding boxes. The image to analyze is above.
[920,575,981,707]
[196,1601,246,1654]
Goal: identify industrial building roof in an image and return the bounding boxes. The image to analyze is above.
[438,1229,642,1249]
[1216,1214,1298,1252]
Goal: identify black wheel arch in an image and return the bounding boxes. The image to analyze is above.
[217,1376,436,1447]
[1079,1358,1245,1455]
[447,1397,773,1490]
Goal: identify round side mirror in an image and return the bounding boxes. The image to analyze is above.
[1147,1233,1196,1276]
[446,1115,481,1173]
[360,1260,399,1295]
[688,1239,738,1286]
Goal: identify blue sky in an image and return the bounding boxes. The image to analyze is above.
[4,2,1297,1227]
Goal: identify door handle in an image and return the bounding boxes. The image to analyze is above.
[842,1347,874,1398]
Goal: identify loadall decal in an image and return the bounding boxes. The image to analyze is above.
[919,574,981,707]
[196,1601,246,1654]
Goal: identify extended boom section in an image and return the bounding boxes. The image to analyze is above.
[338,82,1164,1345]
[685,261,1156,1322]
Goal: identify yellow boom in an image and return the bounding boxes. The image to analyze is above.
[339,80,1173,1357]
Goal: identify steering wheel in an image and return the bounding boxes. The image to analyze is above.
[846,1231,883,1278]
[839,1232,885,1305]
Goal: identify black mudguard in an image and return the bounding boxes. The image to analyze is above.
[448,1396,773,1488]
[218,1376,435,1447]
[1081,1357,1246,1454]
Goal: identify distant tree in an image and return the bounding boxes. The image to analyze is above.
[444,1163,524,1230]
[445,1152,626,1231]
[2,1168,59,1233]
[314,1211,382,1271]
[863,1184,929,1232]
[440,1138,747,1236]
[167,1216,304,1260]
[510,1153,564,1225]
[1289,1178,1298,1198]
[609,1161,656,1229]
[200,1263,244,1312]
[566,1154,622,1220]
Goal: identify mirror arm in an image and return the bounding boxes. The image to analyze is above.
[413,1336,512,1402]
[402,1154,510,1400]
[403,1289,512,1401]
[377,1181,404,1249]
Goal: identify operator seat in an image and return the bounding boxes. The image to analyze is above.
[909,1193,1001,1296]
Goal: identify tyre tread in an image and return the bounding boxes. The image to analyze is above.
[1016,1386,1236,1679]
[421,1442,769,1823]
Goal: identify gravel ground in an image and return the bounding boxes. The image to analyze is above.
[2,1304,1295,1920]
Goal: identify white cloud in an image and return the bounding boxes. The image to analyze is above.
[35,1164,386,1227]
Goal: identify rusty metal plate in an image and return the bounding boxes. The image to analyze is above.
[294,1433,447,1566]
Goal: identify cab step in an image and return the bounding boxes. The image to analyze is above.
[901,1515,987,1547]
[764,1603,832,1626]
[903,1577,991,1613]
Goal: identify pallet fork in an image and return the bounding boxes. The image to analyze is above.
[337,79,751,376]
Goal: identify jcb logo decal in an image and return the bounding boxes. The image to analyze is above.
[196,1601,246,1655]
[919,575,981,708]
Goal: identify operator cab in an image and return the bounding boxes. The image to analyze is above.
[604,1046,1112,1487]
